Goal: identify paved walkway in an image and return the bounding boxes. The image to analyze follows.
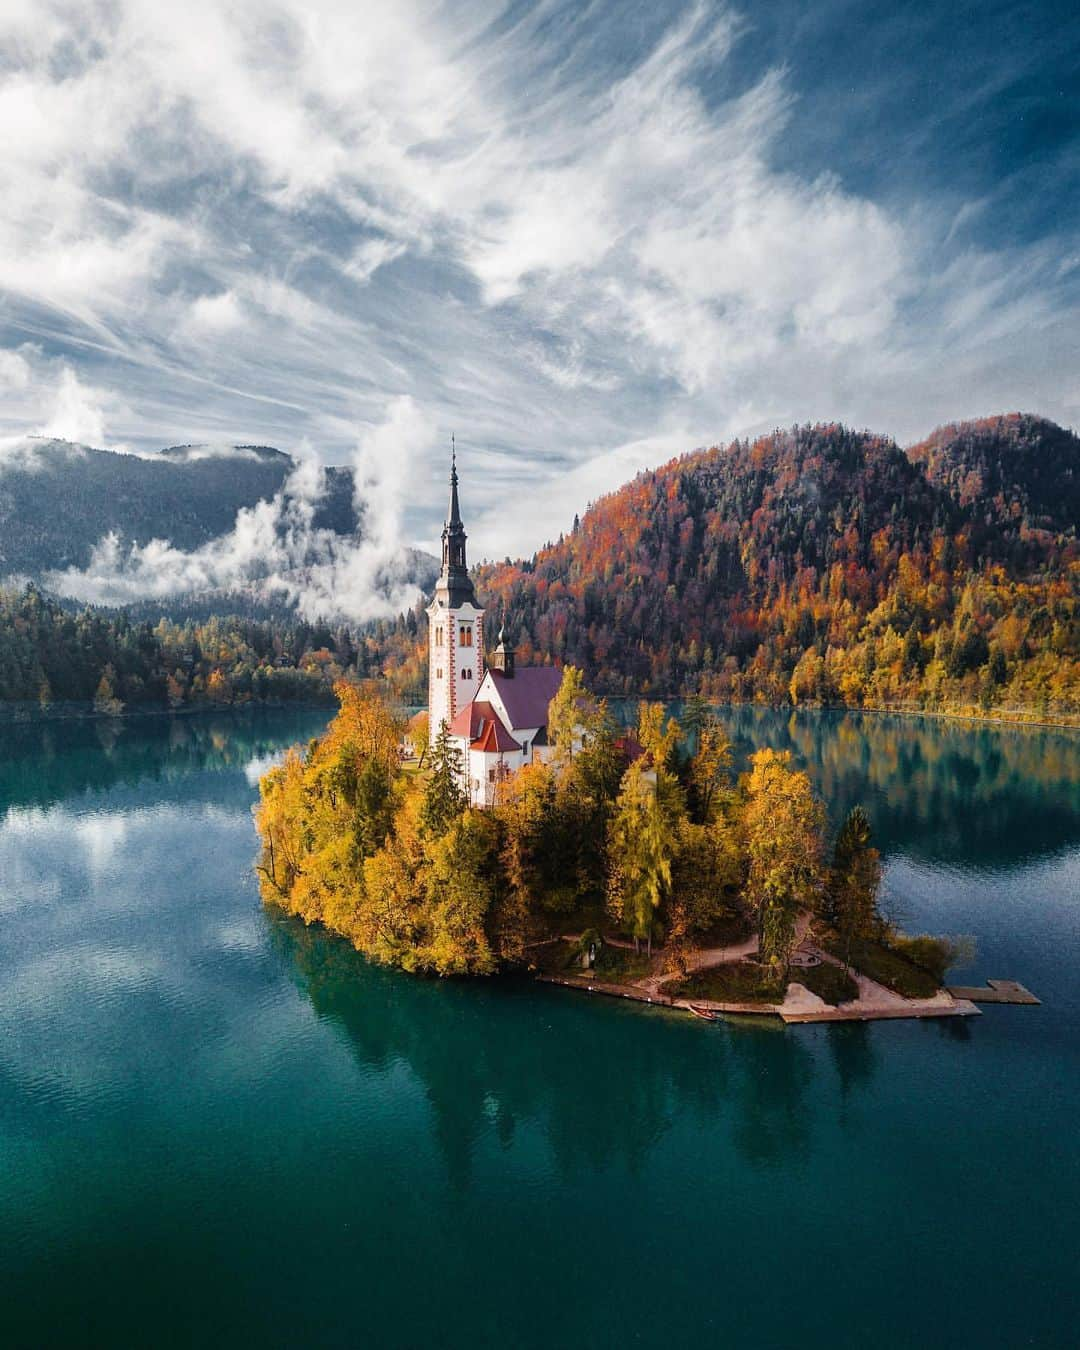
[553,914,980,1024]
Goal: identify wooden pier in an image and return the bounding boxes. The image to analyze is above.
[945,979,1041,1005]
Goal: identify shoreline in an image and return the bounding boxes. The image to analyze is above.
[3,692,1077,733]
[536,970,982,1025]
[611,696,1080,734]
[0,697,337,726]
[532,924,987,1027]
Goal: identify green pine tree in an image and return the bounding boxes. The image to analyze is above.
[420,721,467,838]
[829,805,882,969]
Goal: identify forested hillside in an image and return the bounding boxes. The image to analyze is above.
[4,414,1077,722]
[446,415,1078,720]
[908,414,1079,543]
[0,587,395,713]
[0,439,357,574]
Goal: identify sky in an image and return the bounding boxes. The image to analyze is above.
[0,0,1077,563]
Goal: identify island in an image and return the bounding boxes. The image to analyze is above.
[254,670,985,1023]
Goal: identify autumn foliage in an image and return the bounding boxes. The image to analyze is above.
[375,416,1079,722]
[255,676,912,982]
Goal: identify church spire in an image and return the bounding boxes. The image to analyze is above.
[490,602,516,677]
[427,435,484,733]
[437,435,475,607]
[447,433,462,531]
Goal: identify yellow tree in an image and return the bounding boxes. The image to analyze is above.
[423,810,501,975]
[547,665,588,760]
[686,711,732,823]
[637,701,683,770]
[742,749,826,979]
[607,758,680,955]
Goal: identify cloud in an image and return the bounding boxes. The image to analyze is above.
[43,395,435,622]
[0,0,1075,559]
[186,290,244,334]
[0,348,32,391]
[38,367,117,447]
[0,347,130,454]
[343,237,407,285]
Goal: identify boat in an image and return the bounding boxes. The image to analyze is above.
[688,1004,719,1022]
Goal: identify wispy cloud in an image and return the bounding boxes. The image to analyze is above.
[0,0,1076,561]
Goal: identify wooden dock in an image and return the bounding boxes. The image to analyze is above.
[945,979,1041,1005]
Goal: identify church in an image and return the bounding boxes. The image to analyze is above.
[427,448,562,807]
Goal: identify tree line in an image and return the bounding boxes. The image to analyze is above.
[0,586,359,712]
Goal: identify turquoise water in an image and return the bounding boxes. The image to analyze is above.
[0,708,1078,1348]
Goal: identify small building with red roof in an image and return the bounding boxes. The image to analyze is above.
[447,633,563,805]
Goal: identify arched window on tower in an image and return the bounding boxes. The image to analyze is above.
[459,624,473,647]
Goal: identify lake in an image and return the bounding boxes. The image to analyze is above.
[1,707,1078,1348]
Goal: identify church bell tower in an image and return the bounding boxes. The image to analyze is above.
[426,439,484,731]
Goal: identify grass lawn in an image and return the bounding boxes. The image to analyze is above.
[584,944,655,982]
[829,938,941,999]
[663,961,783,1005]
[792,961,858,1005]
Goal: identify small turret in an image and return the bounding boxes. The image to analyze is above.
[490,615,515,678]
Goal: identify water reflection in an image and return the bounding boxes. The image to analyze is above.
[826,1022,879,1102]
[1,709,1077,1350]
[270,911,868,1180]
[618,703,1080,864]
[0,709,331,818]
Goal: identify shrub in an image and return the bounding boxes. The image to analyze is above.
[664,961,784,1004]
[888,933,967,983]
[792,961,858,1005]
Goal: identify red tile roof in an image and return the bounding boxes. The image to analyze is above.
[449,700,522,754]
[471,718,521,754]
[615,730,645,764]
[486,666,562,730]
[449,700,489,738]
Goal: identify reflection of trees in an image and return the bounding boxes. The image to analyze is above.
[827,1023,879,1104]
[269,912,880,1182]
[0,708,331,816]
[618,703,1080,866]
[728,1027,815,1165]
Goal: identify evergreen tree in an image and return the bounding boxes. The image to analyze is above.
[421,722,466,838]
[829,805,882,969]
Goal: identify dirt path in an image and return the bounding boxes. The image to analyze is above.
[783,939,966,1019]
[633,911,812,998]
[540,914,979,1024]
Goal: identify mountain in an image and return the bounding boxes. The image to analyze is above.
[456,415,1078,717]
[0,438,439,623]
[0,439,357,574]
[906,413,1080,544]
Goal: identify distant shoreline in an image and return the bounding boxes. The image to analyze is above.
[0,692,1076,733]
[0,697,336,726]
